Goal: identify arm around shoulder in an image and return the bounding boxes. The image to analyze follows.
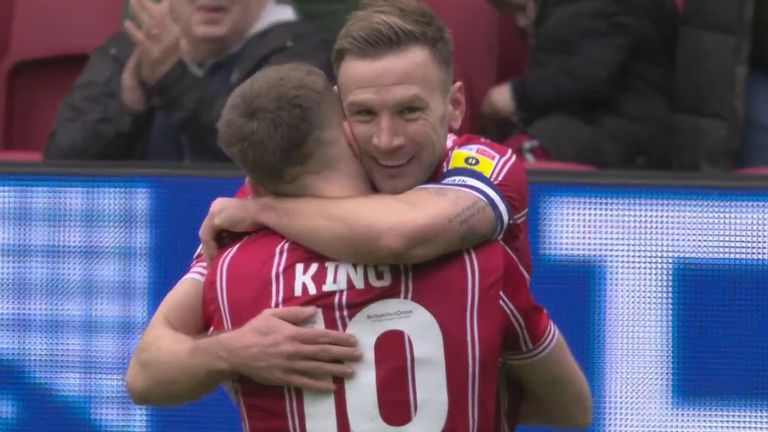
[255,187,497,265]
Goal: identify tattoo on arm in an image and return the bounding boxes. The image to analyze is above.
[447,200,488,227]
[447,200,493,247]
[419,187,495,247]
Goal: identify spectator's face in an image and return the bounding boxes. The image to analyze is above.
[171,0,265,47]
[337,46,465,194]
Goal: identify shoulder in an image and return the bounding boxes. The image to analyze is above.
[238,20,333,80]
[449,134,510,158]
[444,134,519,181]
[242,20,330,53]
[231,231,324,267]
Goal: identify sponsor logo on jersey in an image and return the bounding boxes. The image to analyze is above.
[448,145,500,177]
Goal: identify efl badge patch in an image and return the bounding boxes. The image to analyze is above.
[448,145,500,177]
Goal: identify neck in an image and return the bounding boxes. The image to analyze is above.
[297,148,373,198]
[185,37,239,64]
[301,169,373,198]
[283,133,373,199]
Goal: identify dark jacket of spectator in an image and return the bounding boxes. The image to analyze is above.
[513,0,677,168]
[672,0,756,170]
[45,21,332,162]
[752,0,768,71]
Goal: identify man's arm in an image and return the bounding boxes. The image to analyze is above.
[201,187,497,265]
[201,143,525,265]
[126,277,362,406]
[125,277,231,405]
[505,333,593,428]
[45,32,150,160]
[497,245,591,428]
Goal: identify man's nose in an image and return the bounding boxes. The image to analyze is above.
[372,115,406,152]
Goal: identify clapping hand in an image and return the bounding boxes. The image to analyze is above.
[124,0,183,85]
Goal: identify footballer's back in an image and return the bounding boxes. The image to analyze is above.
[204,230,514,432]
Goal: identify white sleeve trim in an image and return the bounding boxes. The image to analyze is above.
[502,322,559,364]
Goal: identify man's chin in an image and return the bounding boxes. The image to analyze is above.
[190,25,232,42]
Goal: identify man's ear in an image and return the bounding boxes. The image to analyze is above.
[448,81,467,132]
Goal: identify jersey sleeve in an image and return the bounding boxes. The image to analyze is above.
[420,141,529,240]
[180,180,253,283]
[182,254,208,282]
[498,246,557,363]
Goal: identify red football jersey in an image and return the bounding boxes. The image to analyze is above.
[202,231,553,432]
[184,182,254,282]
[422,134,532,279]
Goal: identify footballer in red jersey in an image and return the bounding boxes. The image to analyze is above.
[203,230,553,432]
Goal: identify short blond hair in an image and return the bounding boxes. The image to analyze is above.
[333,0,453,85]
[217,63,338,190]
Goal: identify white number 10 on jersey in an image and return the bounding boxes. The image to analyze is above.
[303,299,449,431]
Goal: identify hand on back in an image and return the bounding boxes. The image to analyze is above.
[218,306,362,392]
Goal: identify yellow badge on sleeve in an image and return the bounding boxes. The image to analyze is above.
[448,148,497,178]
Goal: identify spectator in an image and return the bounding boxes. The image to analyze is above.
[481,0,678,169]
[44,0,333,162]
[741,0,768,168]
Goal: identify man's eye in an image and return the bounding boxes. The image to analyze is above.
[352,110,375,119]
[402,106,425,116]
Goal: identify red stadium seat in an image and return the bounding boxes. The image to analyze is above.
[0,0,123,157]
[422,0,529,136]
[0,1,12,61]
[0,150,43,162]
[735,167,768,175]
[524,160,598,171]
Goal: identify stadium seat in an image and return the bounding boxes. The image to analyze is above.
[524,160,598,171]
[735,167,768,175]
[0,150,43,162]
[0,1,12,61]
[0,0,123,157]
[423,0,528,136]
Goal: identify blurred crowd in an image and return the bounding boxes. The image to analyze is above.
[1,0,765,171]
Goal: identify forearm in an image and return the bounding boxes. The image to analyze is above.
[126,325,232,406]
[256,189,493,264]
[46,98,148,160]
[126,276,232,406]
[45,37,148,160]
